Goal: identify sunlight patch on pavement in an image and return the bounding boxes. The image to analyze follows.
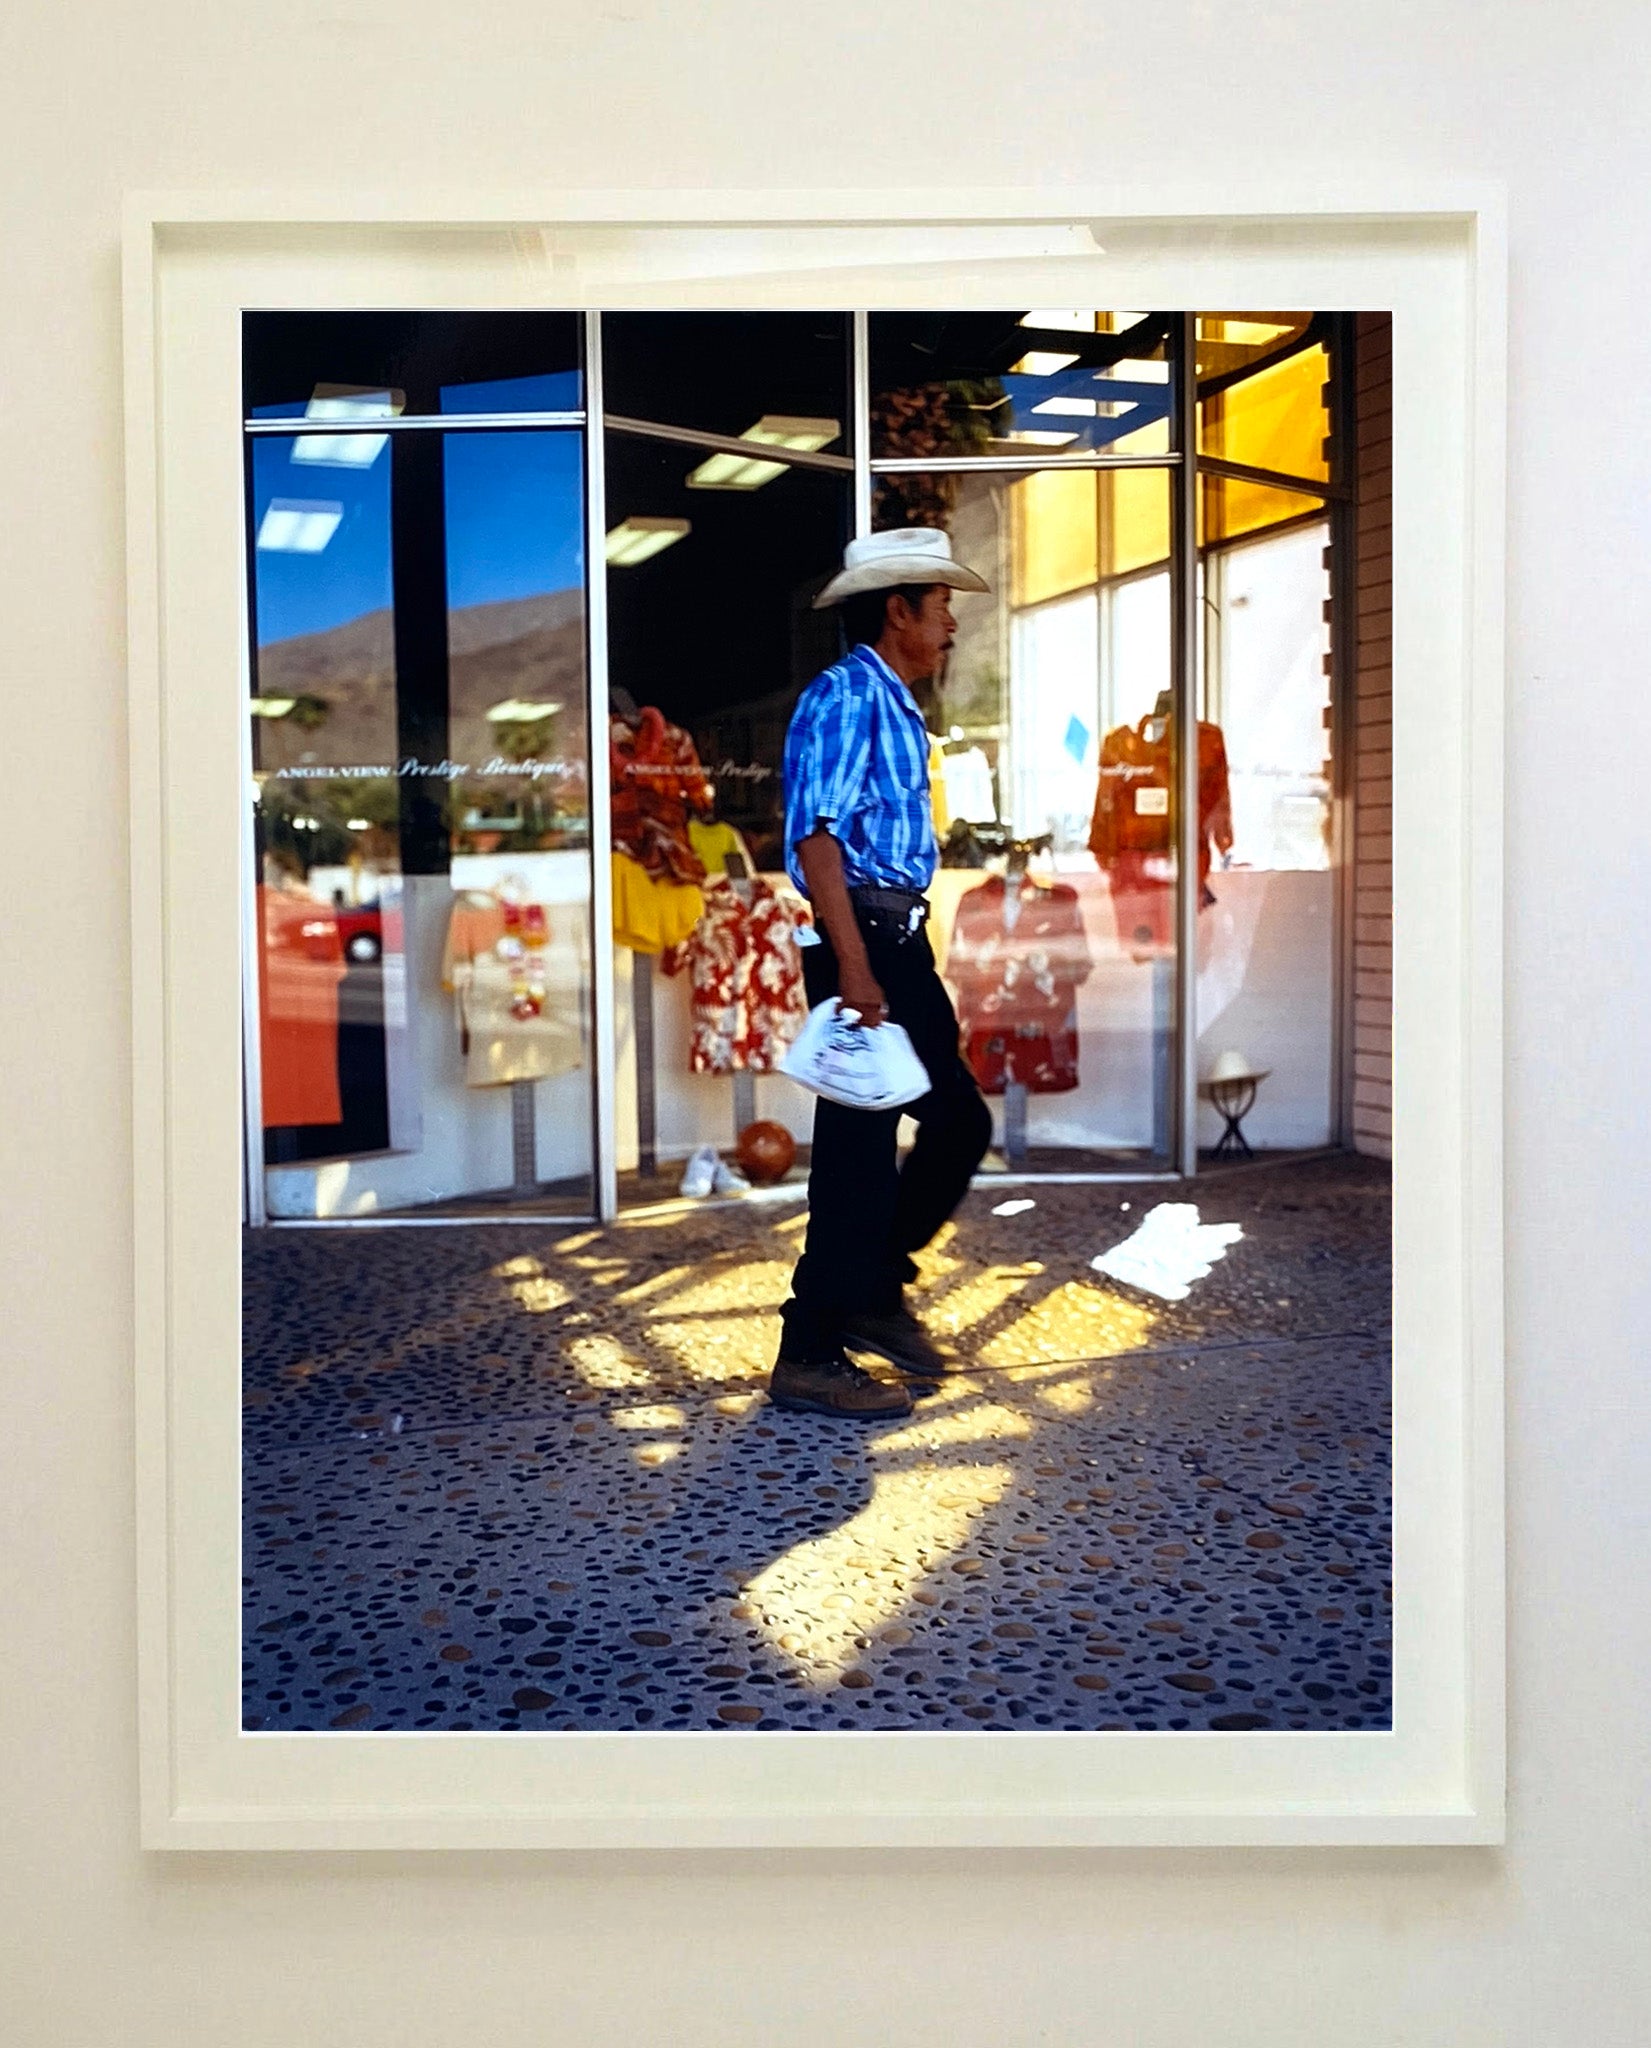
[612,1265,693,1305]
[975,1281,1155,1367]
[509,1275,574,1313]
[492,1254,544,1279]
[649,1260,794,1315]
[646,1314,777,1383]
[562,1334,653,1389]
[550,1229,602,1254]
[743,1462,1011,1681]
[922,1266,1032,1336]
[1036,1376,1095,1415]
[870,1401,1033,1452]
[610,1403,687,1430]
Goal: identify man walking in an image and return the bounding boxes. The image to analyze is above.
[771,528,995,1419]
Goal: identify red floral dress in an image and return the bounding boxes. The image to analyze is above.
[660,877,811,1074]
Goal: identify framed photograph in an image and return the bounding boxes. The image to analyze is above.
[125,188,1504,1847]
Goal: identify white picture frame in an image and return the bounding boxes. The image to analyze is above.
[125,187,1505,1849]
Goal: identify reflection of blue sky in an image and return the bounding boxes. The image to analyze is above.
[251,427,583,647]
[441,371,580,415]
[443,431,583,610]
[252,435,392,646]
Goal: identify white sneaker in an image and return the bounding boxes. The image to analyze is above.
[679,1144,718,1198]
[711,1157,751,1196]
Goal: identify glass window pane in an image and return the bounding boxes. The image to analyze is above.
[602,399,852,1207]
[1197,521,1335,1152]
[243,310,583,418]
[870,311,1174,459]
[1199,329,1328,488]
[245,313,595,1219]
[873,469,1180,1167]
[250,431,398,1161]
[600,312,850,466]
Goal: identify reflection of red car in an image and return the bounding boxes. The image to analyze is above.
[334,905,382,964]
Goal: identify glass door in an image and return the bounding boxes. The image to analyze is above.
[867,310,1184,1171]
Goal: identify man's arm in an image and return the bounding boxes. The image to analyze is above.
[795,828,886,1027]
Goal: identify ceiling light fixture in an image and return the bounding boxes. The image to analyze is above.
[291,386,405,468]
[485,698,563,723]
[604,516,691,566]
[256,499,344,553]
[686,415,840,491]
[1100,358,1170,384]
[1031,396,1133,419]
[248,697,297,718]
[1009,351,1081,377]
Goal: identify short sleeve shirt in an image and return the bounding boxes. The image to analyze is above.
[782,643,937,896]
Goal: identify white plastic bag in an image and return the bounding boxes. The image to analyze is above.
[778,998,931,1111]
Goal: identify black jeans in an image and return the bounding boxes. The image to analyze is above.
[778,906,993,1358]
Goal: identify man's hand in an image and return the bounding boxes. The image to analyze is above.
[837,964,888,1028]
[795,826,888,1029]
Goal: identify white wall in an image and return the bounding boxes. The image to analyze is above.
[4,5,1650,2044]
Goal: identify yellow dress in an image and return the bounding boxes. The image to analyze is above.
[611,850,704,955]
[687,817,756,878]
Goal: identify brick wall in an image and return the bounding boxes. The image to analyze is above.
[1349,312,1392,1157]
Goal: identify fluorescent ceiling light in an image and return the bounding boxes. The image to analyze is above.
[1009,351,1081,376]
[346,818,371,831]
[256,499,343,553]
[1031,396,1133,419]
[1099,358,1170,384]
[292,386,404,468]
[1019,310,1093,331]
[605,516,691,566]
[686,415,841,490]
[486,698,562,723]
[999,428,1081,448]
[249,696,296,718]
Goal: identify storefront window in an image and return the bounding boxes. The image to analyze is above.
[242,304,1352,1217]
[245,313,595,1219]
[874,467,1181,1167]
[1195,517,1335,1149]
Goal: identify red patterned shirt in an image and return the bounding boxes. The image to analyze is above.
[660,877,811,1074]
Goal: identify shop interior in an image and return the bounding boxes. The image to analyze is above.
[243,308,1353,1223]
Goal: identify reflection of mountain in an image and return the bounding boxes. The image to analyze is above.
[254,591,586,775]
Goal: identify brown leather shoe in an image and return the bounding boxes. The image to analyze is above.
[840,1307,957,1378]
[768,1351,914,1419]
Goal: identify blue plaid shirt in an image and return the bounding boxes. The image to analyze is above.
[783,643,937,897]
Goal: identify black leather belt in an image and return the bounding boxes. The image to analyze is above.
[848,884,929,939]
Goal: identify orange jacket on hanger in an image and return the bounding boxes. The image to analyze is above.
[1087,716,1233,893]
[257,884,346,1128]
[609,705,715,885]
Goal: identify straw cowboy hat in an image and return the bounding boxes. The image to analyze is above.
[813,527,991,609]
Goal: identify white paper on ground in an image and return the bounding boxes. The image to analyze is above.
[1089,1202,1244,1302]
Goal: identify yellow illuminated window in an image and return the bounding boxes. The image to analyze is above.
[1011,469,1097,608]
[1201,337,1329,542]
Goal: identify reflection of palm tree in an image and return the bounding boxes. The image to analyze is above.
[870,379,1005,531]
[284,693,332,731]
